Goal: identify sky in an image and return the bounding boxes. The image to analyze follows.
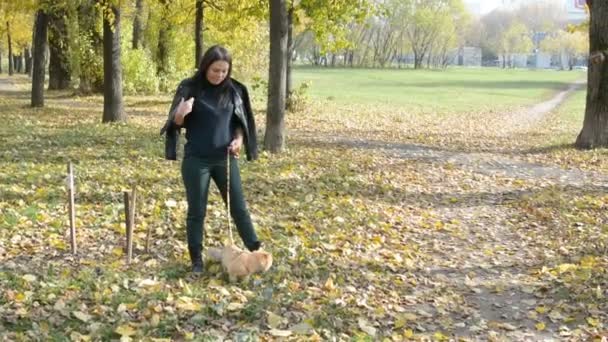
[464,0,569,15]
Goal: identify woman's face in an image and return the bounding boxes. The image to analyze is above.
[206,60,230,85]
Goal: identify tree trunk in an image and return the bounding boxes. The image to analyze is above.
[17,54,24,73]
[7,21,13,76]
[48,8,72,89]
[157,3,170,77]
[285,5,294,110]
[195,0,204,68]
[132,0,144,49]
[576,0,608,148]
[102,4,125,123]
[0,49,3,73]
[78,1,104,94]
[265,0,288,153]
[25,47,33,75]
[32,10,49,107]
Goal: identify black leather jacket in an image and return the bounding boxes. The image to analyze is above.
[160,78,258,161]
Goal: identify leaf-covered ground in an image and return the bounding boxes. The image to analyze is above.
[1,73,607,341]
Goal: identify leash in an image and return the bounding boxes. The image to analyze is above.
[226,148,234,245]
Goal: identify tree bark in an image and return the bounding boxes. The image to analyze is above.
[102,4,125,123]
[7,21,13,76]
[132,0,144,49]
[265,0,288,153]
[32,10,49,107]
[78,1,104,94]
[157,2,170,77]
[195,0,204,68]
[25,47,32,75]
[48,7,72,89]
[285,4,294,110]
[576,0,608,148]
[0,49,3,73]
[14,55,22,73]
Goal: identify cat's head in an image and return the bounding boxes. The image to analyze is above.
[254,251,273,272]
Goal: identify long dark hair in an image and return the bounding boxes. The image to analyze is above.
[191,45,234,104]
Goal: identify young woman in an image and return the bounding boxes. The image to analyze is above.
[160,45,261,274]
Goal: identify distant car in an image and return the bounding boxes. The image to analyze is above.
[573,65,588,71]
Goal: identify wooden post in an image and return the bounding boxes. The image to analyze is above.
[67,162,77,254]
[129,187,136,263]
[123,188,136,264]
[145,220,152,254]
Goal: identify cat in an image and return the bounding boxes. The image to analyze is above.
[207,245,273,282]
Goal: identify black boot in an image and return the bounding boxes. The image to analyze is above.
[188,245,203,275]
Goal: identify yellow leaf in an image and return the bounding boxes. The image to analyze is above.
[535,322,546,331]
[15,293,26,302]
[176,297,201,311]
[586,317,599,327]
[115,324,136,337]
[403,329,414,338]
[556,263,576,273]
[324,277,335,290]
[535,306,547,314]
[394,316,407,329]
[434,332,448,341]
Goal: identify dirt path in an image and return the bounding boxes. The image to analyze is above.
[298,80,605,339]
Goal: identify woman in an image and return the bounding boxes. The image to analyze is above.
[160,45,261,274]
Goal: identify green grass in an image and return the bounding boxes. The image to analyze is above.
[553,88,587,127]
[293,67,585,114]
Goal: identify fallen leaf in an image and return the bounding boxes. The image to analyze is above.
[115,324,137,337]
[269,329,292,337]
[358,317,377,337]
[73,311,92,323]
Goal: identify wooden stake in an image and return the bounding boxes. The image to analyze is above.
[128,187,136,263]
[145,219,152,254]
[123,191,131,264]
[124,188,136,264]
[67,162,77,255]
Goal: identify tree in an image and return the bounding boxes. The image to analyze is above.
[514,1,565,49]
[76,0,104,94]
[287,0,370,101]
[6,21,13,75]
[480,9,514,65]
[575,0,608,148]
[132,0,144,49]
[156,0,170,77]
[194,0,203,68]
[31,8,49,107]
[402,0,467,69]
[101,1,125,123]
[265,0,288,153]
[540,30,588,70]
[48,4,72,89]
[499,21,532,68]
[130,0,144,49]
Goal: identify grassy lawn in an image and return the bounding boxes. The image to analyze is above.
[1,70,606,340]
[294,66,585,114]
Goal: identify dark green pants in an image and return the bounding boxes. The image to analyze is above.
[181,155,259,253]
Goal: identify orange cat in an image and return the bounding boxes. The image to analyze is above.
[207,245,273,282]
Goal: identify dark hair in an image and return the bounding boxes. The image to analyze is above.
[192,45,234,100]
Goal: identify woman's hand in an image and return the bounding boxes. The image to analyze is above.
[229,130,244,157]
[174,97,194,125]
